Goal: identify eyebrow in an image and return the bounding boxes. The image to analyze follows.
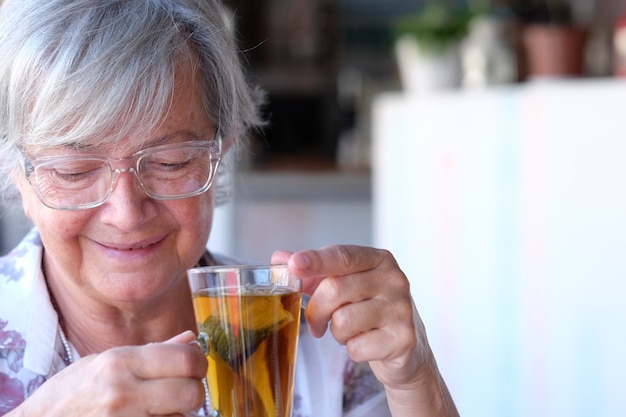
[59,131,210,153]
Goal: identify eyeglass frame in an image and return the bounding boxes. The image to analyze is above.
[19,137,222,211]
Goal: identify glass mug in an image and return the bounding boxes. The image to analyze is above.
[187,264,303,417]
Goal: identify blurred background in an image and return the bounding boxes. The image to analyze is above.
[3,1,626,415]
[225,0,621,169]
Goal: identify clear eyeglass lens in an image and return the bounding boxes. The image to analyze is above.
[34,158,112,208]
[136,145,215,197]
[30,141,219,209]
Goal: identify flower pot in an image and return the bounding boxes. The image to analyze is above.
[521,24,587,78]
[395,34,462,93]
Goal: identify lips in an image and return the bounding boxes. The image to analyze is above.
[98,236,165,252]
[111,242,155,251]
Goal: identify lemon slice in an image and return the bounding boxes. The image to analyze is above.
[198,294,294,365]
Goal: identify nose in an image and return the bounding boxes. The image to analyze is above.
[109,166,144,194]
[99,168,156,230]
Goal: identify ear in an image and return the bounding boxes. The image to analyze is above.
[221,136,235,154]
[219,126,239,154]
[8,166,24,192]
[9,168,34,220]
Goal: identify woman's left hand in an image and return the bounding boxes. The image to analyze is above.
[273,245,459,417]
[273,245,424,389]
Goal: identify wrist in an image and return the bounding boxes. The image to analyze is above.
[384,358,459,417]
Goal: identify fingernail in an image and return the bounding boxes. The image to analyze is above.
[293,253,311,269]
[188,339,202,348]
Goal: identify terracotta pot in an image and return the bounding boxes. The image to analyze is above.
[522,24,587,78]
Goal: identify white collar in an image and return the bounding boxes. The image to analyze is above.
[0,228,60,375]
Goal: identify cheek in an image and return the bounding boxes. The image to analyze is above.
[29,209,92,275]
[173,192,214,249]
[37,209,92,241]
[180,191,213,226]
[16,175,92,238]
[18,180,91,239]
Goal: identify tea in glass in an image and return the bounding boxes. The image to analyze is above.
[188,265,302,417]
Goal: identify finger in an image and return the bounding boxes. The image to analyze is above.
[271,250,292,264]
[165,330,199,344]
[288,245,391,278]
[304,271,381,337]
[141,377,206,416]
[306,264,411,338]
[327,298,387,344]
[345,326,418,366]
[333,299,418,363]
[110,343,207,380]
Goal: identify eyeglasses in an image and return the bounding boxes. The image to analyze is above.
[21,138,222,210]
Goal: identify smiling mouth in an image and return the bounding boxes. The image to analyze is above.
[103,238,163,251]
[118,244,153,251]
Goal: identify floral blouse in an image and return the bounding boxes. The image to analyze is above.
[0,228,390,416]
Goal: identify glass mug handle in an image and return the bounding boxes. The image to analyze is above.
[196,332,210,356]
[185,336,217,417]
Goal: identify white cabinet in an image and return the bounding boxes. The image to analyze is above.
[373,80,626,417]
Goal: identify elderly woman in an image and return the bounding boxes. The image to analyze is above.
[0,0,458,416]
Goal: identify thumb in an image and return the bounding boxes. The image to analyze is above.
[271,250,292,264]
[164,330,198,344]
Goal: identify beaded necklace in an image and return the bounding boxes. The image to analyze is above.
[55,306,74,366]
[41,258,73,366]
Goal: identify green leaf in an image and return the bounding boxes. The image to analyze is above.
[198,298,294,367]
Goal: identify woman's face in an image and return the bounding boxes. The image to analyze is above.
[16,60,217,306]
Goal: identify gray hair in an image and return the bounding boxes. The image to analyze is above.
[0,0,264,205]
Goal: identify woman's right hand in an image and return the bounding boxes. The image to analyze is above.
[8,330,208,417]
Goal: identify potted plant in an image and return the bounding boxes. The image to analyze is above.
[393,1,484,92]
[514,0,587,78]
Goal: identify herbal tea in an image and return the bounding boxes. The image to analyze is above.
[192,287,302,417]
